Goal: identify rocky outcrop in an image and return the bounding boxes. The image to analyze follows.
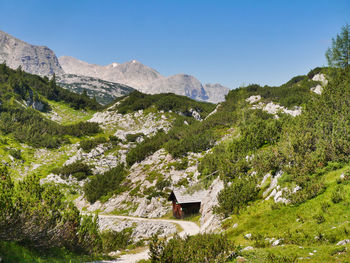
[310,73,328,95]
[98,216,177,242]
[246,95,302,117]
[200,178,224,233]
[88,108,172,139]
[0,30,63,76]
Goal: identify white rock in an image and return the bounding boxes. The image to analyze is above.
[312,73,328,86]
[264,171,283,198]
[246,95,261,104]
[311,84,323,95]
[272,239,282,246]
[293,185,301,193]
[242,246,254,251]
[259,173,271,188]
[200,178,224,233]
[336,239,350,246]
[244,233,252,239]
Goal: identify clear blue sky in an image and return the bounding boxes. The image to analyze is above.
[1,0,349,88]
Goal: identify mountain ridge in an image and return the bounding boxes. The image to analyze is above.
[0,30,64,76]
[59,55,229,103]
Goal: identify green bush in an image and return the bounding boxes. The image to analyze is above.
[80,137,107,152]
[125,133,144,142]
[101,228,133,252]
[51,162,93,181]
[155,178,171,191]
[314,213,326,224]
[0,166,101,253]
[149,233,234,263]
[8,148,22,160]
[331,185,345,204]
[289,176,325,205]
[109,135,121,145]
[83,165,127,203]
[173,158,188,170]
[215,177,258,217]
[115,91,215,118]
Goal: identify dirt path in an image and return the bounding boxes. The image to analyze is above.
[92,214,200,263]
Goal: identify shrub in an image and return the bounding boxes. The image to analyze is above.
[215,177,258,217]
[83,164,127,203]
[289,176,325,205]
[109,135,121,145]
[175,177,189,187]
[51,161,93,181]
[101,228,133,252]
[80,137,107,152]
[331,185,345,204]
[125,133,144,142]
[0,167,101,253]
[8,148,22,160]
[173,158,188,170]
[155,178,171,191]
[252,233,269,248]
[321,201,331,213]
[149,233,233,263]
[143,186,166,200]
[314,213,326,224]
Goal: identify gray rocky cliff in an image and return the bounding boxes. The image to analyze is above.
[0,30,63,76]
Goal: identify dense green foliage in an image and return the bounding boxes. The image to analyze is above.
[83,164,127,203]
[126,68,317,166]
[149,233,234,263]
[101,229,133,252]
[215,177,259,217]
[199,66,350,216]
[52,161,93,181]
[199,109,283,181]
[0,242,103,263]
[0,63,101,148]
[0,101,100,148]
[0,166,101,253]
[0,63,101,110]
[326,24,350,68]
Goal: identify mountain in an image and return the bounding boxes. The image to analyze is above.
[0,30,229,104]
[0,30,64,76]
[59,56,229,103]
[56,74,134,105]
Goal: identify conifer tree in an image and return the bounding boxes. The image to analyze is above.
[326,24,350,68]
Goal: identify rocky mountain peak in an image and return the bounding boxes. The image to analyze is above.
[0,30,64,76]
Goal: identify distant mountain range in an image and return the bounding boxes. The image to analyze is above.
[0,30,229,104]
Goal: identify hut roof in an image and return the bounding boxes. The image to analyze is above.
[168,188,207,204]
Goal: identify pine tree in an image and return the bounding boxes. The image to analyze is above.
[326,24,350,68]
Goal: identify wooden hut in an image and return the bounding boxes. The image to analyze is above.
[168,189,206,219]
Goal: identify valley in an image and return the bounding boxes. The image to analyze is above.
[1,20,350,263]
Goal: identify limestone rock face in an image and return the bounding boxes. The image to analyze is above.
[200,178,224,233]
[203,83,230,103]
[0,30,63,76]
